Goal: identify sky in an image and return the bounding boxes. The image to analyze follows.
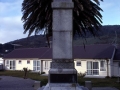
[0,0,120,44]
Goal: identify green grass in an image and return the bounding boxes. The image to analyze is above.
[0,71,120,89]
[78,77,120,89]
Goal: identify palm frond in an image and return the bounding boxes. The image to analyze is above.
[21,0,103,38]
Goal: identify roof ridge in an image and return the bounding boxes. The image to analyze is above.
[14,47,49,50]
[74,44,113,47]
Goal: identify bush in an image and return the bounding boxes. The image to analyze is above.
[78,72,86,77]
[41,72,45,74]
[105,76,110,78]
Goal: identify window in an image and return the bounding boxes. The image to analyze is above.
[18,60,22,64]
[76,61,81,66]
[45,61,48,69]
[6,60,9,64]
[87,61,99,75]
[27,60,30,64]
[10,60,16,70]
[100,60,106,71]
[33,60,40,71]
[6,60,9,67]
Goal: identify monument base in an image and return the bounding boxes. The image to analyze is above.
[37,69,88,90]
[38,83,89,90]
[49,69,77,83]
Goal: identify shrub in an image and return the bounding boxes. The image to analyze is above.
[105,76,110,78]
[78,72,86,77]
[41,72,45,74]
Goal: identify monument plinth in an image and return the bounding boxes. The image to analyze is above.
[49,0,77,84]
[39,0,88,90]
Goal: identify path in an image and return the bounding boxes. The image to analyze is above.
[0,76,35,90]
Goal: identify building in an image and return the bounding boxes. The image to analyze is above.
[3,44,120,77]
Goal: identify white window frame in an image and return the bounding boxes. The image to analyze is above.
[33,60,40,71]
[6,60,9,67]
[76,61,81,66]
[87,61,99,75]
[100,60,106,71]
[9,60,16,70]
[45,61,48,70]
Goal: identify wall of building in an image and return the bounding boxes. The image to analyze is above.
[0,57,3,64]
[75,59,108,77]
[74,59,86,74]
[113,62,120,77]
[15,59,34,70]
[4,59,110,77]
[4,59,40,71]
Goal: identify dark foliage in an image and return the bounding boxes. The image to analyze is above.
[21,0,103,38]
[0,43,14,57]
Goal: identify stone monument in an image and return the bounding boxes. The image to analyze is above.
[38,0,88,90]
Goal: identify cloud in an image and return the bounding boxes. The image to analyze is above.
[0,16,27,43]
[0,29,27,44]
[0,0,28,44]
[0,0,23,16]
[0,16,23,31]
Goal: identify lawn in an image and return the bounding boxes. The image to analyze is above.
[0,70,120,89]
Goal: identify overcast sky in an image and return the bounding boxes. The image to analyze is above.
[0,0,120,44]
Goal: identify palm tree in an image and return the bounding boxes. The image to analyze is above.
[21,0,103,38]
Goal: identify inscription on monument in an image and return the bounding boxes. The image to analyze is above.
[51,62,74,69]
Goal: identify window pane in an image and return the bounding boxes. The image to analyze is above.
[100,60,106,71]
[37,61,40,66]
[33,67,36,71]
[37,67,40,70]
[100,61,104,67]
[87,70,92,75]
[6,60,9,64]
[93,62,98,69]
[33,61,36,66]
[76,61,81,66]
[13,61,15,66]
[13,67,15,70]
[93,70,99,75]
[87,61,92,69]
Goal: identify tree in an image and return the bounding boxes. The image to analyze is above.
[21,0,103,38]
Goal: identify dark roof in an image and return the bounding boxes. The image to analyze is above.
[73,44,114,59]
[4,47,50,59]
[4,44,115,59]
[113,46,120,60]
